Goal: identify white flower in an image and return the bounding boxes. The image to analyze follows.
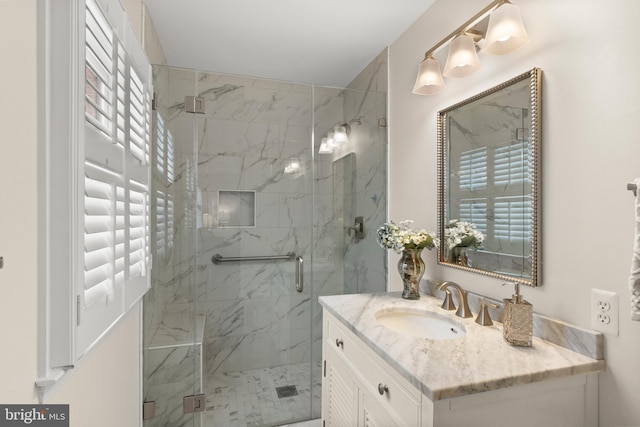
[444,219,484,250]
[376,220,438,253]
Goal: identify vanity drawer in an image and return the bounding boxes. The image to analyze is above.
[325,314,421,426]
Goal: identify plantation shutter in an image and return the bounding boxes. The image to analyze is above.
[155,190,166,259]
[459,200,488,236]
[494,196,531,242]
[493,141,531,245]
[458,147,488,236]
[77,0,151,356]
[40,0,153,391]
[494,141,529,186]
[129,181,149,279]
[455,140,531,250]
[153,113,176,259]
[459,147,487,191]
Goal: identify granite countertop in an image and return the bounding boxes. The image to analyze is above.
[319,292,605,401]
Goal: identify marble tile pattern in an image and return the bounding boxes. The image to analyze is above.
[144,47,389,426]
[205,362,321,427]
[144,312,205,427]
[319,292,605,401]
[190,70,315,382]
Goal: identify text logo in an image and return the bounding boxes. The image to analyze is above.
[0,405,68,426]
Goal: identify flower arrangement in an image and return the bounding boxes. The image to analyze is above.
[444,219,484,250]
[376,220,437,253]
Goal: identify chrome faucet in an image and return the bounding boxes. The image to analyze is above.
[437,281,473,318]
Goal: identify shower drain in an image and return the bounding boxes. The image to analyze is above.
[275,385,298,398]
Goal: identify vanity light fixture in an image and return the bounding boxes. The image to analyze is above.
[317,122,353,154]
[442,33,482,78]
[481,2,529,55]
[284,160,301,174]
[326,131,338,150]
[318,137,333,154]
[412,0,529,95]
[412,55,446,95]
[333,125,349,145]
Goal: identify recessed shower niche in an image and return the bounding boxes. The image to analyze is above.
[217,190,256,228]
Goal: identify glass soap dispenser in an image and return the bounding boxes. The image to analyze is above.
[501,282,533,347]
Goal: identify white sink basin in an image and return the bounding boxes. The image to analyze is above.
[375,308,466,340]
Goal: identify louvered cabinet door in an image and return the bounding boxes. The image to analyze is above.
[322,345,359,427]
[361,388,402,427]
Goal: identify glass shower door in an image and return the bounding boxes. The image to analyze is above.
[143,60,388,427]
[143,66,203,427]
[193,71,315,427]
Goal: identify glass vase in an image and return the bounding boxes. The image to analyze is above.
[450,246,471,267]
[397,247,425,300]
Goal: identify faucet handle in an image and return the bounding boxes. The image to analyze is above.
[437,281,473,318]
[440,289,456,311]
[475,300,499,326]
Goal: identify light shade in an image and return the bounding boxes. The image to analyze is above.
[481,2,529,55]
[413,56,445,95]
[326,131,339,149]
[443,34,481,78]
[318,137,333,154]
[333,126,349,145]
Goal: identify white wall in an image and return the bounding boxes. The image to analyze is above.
[389,0,640,425]
[0,0,40,404]
[0,1,163,426]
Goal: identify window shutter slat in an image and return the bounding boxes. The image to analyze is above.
[84,0,114,139]
[459,147,487,190]
[494,196,531,241]
[83,163,116,306]
[129,182,148,278]
[494,141,530,186]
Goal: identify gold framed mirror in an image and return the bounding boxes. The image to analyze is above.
[437,68,542,286]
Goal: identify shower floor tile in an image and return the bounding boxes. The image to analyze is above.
[205,362,321,427]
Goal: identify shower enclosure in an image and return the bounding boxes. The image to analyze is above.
[143,55,387,427]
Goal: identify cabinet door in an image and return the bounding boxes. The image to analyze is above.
[323,344,359,427]
[361,388,403,427]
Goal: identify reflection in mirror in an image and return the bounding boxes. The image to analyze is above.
[333,152,356,243]
[437,68,542,286]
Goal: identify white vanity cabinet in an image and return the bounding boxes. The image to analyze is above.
[322,309,600,427]
[323,312,421,426]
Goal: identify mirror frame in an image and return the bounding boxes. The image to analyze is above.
[437,68,542,286]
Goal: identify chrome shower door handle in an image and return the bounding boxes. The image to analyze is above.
[295,255,304,292]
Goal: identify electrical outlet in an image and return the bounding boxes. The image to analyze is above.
[591,289,618,336]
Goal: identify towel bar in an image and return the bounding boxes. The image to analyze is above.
[212,252,304,293]
[212,252,295,264]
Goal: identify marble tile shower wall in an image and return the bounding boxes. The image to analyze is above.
[342,49,387,298]
[188,72,316,378]
[309,50,388,417]
[342,52,387,295]
[145,48,388,423]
